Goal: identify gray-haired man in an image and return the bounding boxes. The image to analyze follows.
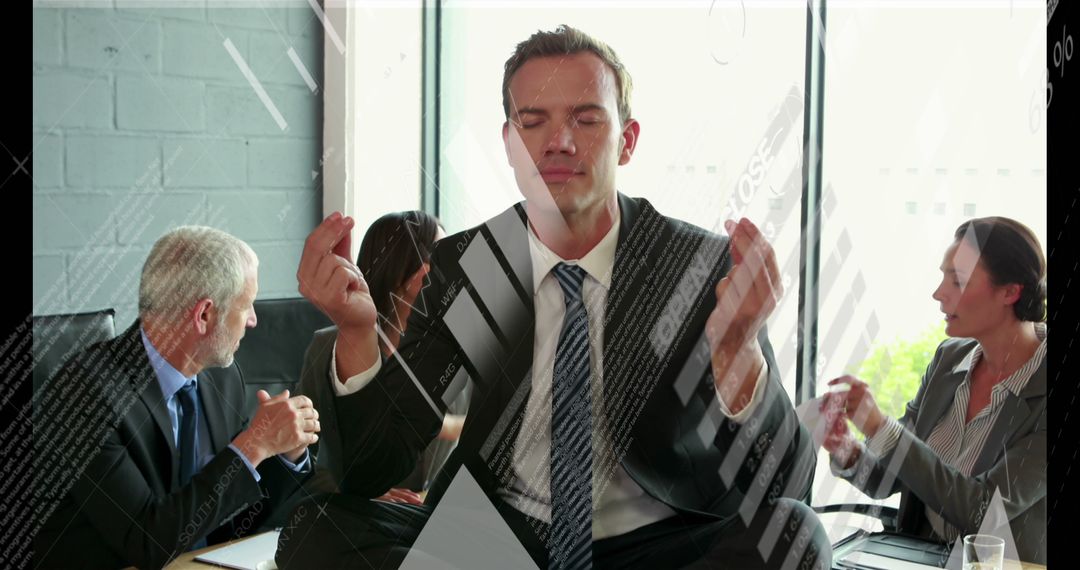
[35,226,319,569]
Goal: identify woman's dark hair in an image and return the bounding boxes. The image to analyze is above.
[357,210,442,328]
[954,216,1046,322]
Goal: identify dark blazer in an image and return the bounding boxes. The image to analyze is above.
[296,326,469,493]
[332,194,815,542]
[34,321,311,569]
[840,337,1047,564]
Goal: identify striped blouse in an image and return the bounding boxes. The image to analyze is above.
[866,322,1048,541]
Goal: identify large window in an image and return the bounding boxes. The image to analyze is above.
[351,2,424,223]
[810,1,1046,534]
[438,0,809,399]
[324,1,424,253]
[334,0,1046,541]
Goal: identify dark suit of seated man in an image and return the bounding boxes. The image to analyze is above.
[280,25,831,570]
[34,226,320,570]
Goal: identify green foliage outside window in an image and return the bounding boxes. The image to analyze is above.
[855,323,948,422]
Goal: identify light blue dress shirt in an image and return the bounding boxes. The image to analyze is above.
[139,328,308,483]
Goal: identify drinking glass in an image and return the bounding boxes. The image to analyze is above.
[962,534,1004,570]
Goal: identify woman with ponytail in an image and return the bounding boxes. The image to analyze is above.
[820,216,1048,564]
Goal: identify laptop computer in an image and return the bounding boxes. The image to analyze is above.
[833,531,951,570]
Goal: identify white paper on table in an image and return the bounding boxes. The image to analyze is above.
[194,530,279,570]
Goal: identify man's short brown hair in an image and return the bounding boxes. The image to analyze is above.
[502,24,633,125]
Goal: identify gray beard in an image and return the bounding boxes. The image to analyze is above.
[201,325,235,369]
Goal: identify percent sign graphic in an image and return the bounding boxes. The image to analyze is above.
[1054,25,1072,77]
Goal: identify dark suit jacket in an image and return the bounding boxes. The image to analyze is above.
[331,194,814,546]
[839,337,1047,564]
[297,326,469,494]
[34,321,311,569]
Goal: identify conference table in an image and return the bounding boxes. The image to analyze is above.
[818,513,1047,570]
[164,529,1048,570]
[165,532,276,570]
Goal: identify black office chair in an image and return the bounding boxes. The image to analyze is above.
[32,309,117,401]
[233,297,333,418]
[813,498,908,569]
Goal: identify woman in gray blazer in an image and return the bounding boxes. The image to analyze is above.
[298,210,468,504]
[820,216,1047,564]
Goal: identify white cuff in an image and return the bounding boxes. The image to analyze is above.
[830,456,857,479]
[716,361,769,423]
[330,338,383,396]
[866,416,903,457]
[830,441,867,479]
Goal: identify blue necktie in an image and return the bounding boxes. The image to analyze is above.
[177,380,199,486]
[177,380,208,550]
[549,263,592,570]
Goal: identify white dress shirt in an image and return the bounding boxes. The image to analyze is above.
[331,208,768,540]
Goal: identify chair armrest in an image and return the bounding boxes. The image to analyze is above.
[813,503,899,532]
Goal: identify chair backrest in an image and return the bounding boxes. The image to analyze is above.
[233,297,333,418]
[32,309,117,398]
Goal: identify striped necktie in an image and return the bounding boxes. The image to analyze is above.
[549,263,593,570]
